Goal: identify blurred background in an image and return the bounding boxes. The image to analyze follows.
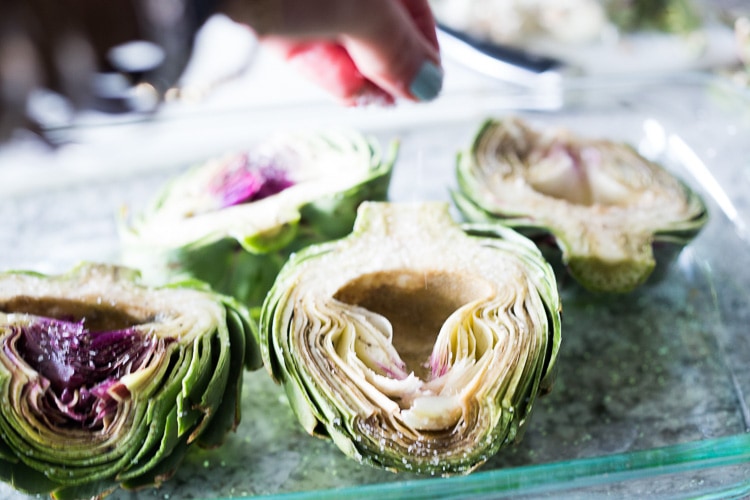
[1,0,749,191]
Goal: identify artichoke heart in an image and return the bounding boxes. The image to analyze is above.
[261,202,561,475]
[454,117,708,293]
[122,129,396,314]
[0,263,259,500]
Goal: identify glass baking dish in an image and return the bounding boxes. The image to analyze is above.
[1,72,749,499]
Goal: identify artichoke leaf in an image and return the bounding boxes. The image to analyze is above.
[455,117,708,292]
[195,307,252,448]
[261,202,561,475]
[0,263,258,499]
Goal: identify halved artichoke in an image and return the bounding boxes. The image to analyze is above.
[453,117,708,293]
[121,129,396,316]
[261,202,561,475]
[0,263,259,500]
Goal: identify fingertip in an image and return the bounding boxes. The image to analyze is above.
[408,60,443,102]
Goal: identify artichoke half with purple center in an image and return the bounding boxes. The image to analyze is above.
[453,117,708,293]
[121,130,395,316]
[261,202,561,475]
[0,263,259,499]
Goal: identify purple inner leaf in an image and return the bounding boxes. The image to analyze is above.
[210,153,294,208]
[429,354,449,379]
[16,318,160,430]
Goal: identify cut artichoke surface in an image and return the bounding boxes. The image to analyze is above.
[0,263,259,500]
[454,117,708,293]
[121,129,395,314]
[261,202,561,475]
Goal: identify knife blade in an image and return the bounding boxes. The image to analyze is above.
[436,22,570,88]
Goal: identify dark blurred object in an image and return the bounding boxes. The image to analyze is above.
[0,0,218,141]
[738,17,750,67]
[436,22,565,88]
[604,0,701,34]
[732,16,750,86]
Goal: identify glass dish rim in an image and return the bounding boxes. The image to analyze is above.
[244,433,750,499]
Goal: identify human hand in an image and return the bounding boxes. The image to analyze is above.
[220,0,444,105]
[0,0,442,142]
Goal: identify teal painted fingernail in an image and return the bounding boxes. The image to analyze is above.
[409,61,443,101]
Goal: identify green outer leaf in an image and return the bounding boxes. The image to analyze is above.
[265,274,333,437]
[124,235,289,317]
[189,331,231,441]
[292,139,397,249]
[197,306,249,447]
[119,438,191,491]
[261,241,338,385]
[119,403,183,485]
[463,222,562,393]
[117,344,194,481]
[177,334,218,437]
[50,480,118,500]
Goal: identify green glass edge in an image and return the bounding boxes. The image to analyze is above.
[233,433,750,499]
